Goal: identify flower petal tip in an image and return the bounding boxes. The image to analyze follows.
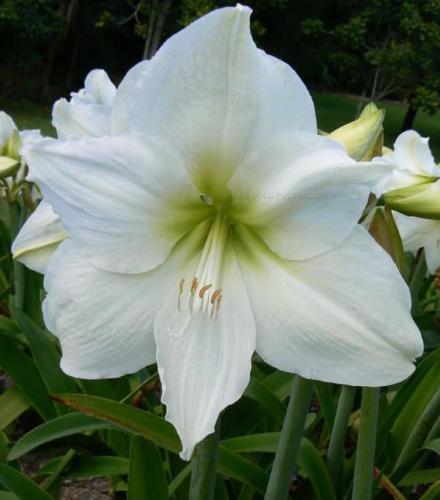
[235,3,252,14]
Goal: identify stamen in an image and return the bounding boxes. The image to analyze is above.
[177,278,185,311]
[210,288,222,304]
[216,294,223,313]
[190,277,199,295]
[178,213,229,319]
[199,284,212,298]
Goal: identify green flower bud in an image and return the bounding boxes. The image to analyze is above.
[6,129,21,160]
[384,180,440,219]
[0,155,19,178]
[329,103,385,161]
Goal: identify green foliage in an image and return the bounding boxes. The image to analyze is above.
[0,0,62,69]
[298,0,440,115]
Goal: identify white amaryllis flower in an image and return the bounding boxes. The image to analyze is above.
[380,130,440,192]
[382,131,440,274]
[12,68,131,273]
[22,6,422,459]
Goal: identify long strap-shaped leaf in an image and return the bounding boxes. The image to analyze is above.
[128,436,168,500]
[10,395,269,494]
[0,464,52,500]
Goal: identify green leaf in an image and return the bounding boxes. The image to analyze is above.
[8,412,115,461]
[54,393,269,493]
[0,317,19,335]
[223,433,279,453]
[378,349,436,453]
[11,307,77,405]
[0,386,30,430]
[0,464,52,500]
[420,481,440,500]
[128,436,168,500]
[261,371,294,400]
[297,439,336,500]
[217,447,268,494]
[386,348,440,464]
[0,432,8,462]
[0,335,56,420]
[168,464,191,497]
[52,393,180,453]
[314,382,336,431]
[37,456,129,479]
[0,492,19,500]
[399,468,440,486]
[424,439,440,456]
[223,434,336,499]
[244,377,285,423]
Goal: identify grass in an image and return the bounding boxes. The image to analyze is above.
[0,99,54,137]
[0,92,439,158]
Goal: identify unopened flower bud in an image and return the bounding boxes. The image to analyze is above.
[384,179,440,219]
[329,103,385,161]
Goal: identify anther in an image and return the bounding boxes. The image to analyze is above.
[210,288,222,304]
[179,278,185,295]
[190,277,199,295]
[216,294,223,312]
[199,284,212,299]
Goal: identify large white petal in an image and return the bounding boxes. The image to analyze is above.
[236,225,422,387]
[52,98,112,139]
[230,133,390,260]
[154,242,256,459]
[394,212,440,273]
[118,6,315,191]
[54,69,116,139]
[392,130,439,178]
[111,61,150,135]
[43,222,208,379]
[12,201,68,274]
[25,135,209,274]
[70,69,116,106]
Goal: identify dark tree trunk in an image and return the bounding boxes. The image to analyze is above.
[41,0,79,99]
[142,0,173,60]
[401,105,418,132]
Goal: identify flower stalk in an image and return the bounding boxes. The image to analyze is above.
[352,387,380,500]
[264,375,314,500]
[327,385,356,496]
[9,201,26,309]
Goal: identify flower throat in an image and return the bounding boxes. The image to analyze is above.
[178,212,229,319]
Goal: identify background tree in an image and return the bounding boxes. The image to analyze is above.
[0,0,438,131]
[296,0,440,128]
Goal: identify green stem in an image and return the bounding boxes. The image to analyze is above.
[188,420,220,500]
[327,385,356,497]
[352,387,380,500]
[9,202,26,310]
[264,375,314,500]
[409,249,426,316]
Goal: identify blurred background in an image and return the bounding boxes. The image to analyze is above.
[0,0,439,154]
